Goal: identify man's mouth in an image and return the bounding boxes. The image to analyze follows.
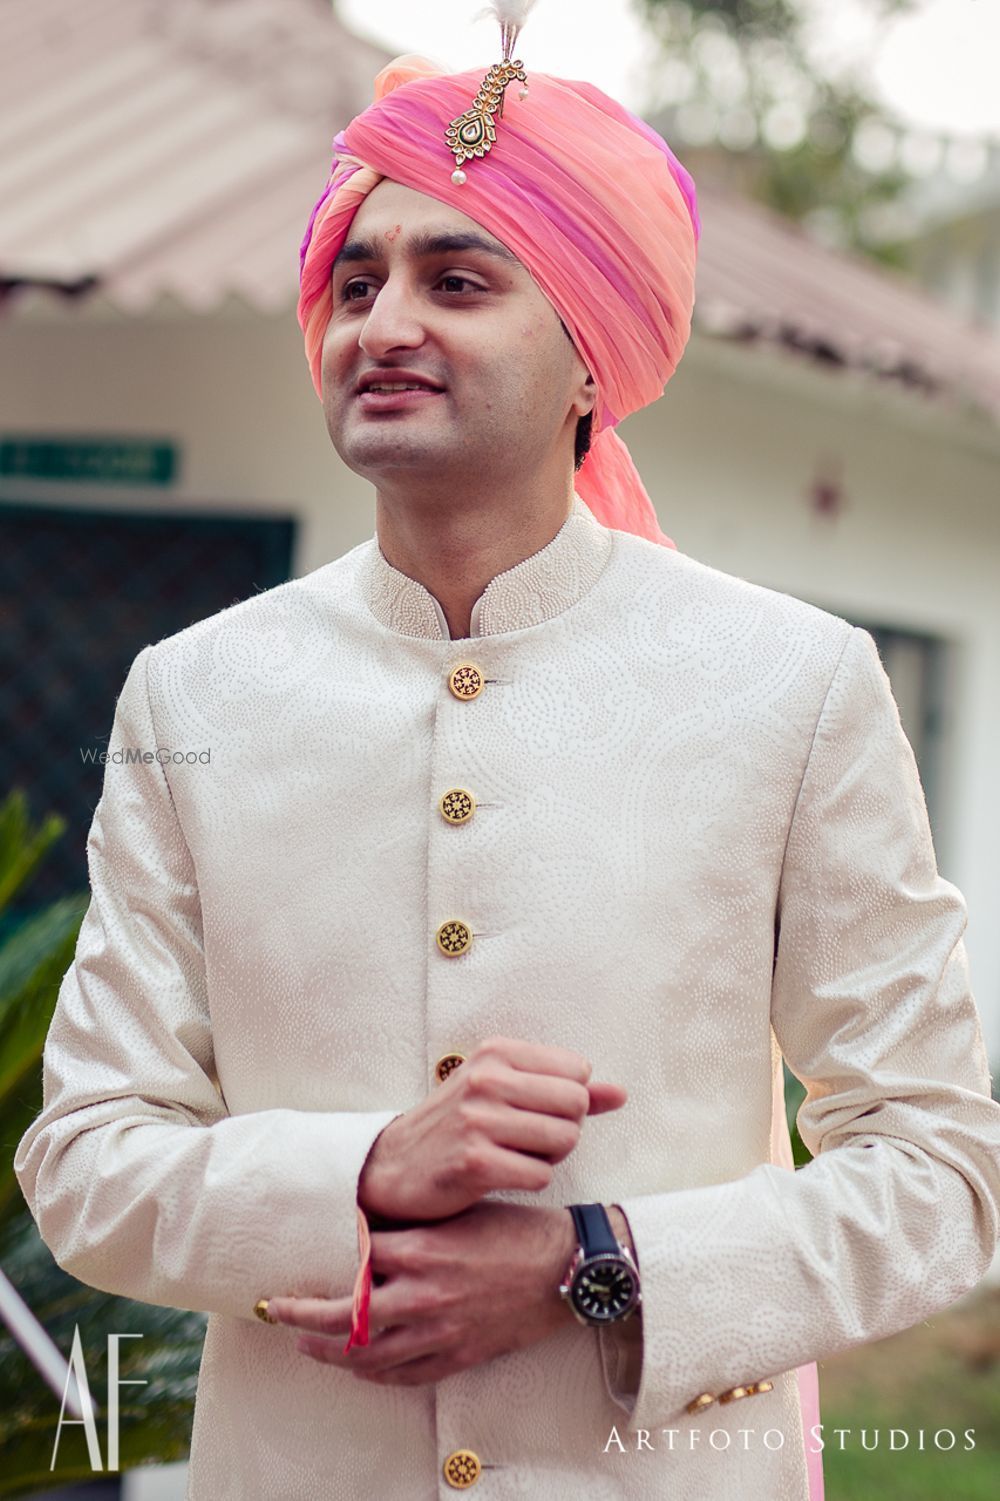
[355,387,447,412]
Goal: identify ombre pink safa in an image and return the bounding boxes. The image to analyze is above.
[296,54,702,548]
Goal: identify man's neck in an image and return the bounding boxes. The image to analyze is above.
[372,482,576,640]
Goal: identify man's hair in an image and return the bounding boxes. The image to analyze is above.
[559,318,593,472]
[574,412,593,472]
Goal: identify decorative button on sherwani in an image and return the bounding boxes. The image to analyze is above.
[439,788,476,824]
[436,920,473,956]
[443,1448,482,1488]
[448,663,484,700]
[685,1392,715,1414]
[434,1052,466,1084]
[746,1379,774,1397]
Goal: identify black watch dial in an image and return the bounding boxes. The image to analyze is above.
[570,1254,639,1323]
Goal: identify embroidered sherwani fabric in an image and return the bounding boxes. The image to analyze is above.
[15,495,1000,1500]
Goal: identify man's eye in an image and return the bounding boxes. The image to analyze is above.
[340,275,483,302]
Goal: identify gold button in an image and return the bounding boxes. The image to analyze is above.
[440,788,476,824]
[436,920,473,956]
[253,1299,277,1324]
[746,1379,774,1397]
[443,1449,482,1489]
[719,1385,752,1403]
[434,1052,466,1084]
[448,663,484,700]
[685,1392,715,1414]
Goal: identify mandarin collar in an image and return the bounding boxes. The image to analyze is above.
[360,492,613,640]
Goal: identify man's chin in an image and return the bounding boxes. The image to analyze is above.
[333,435,467,478]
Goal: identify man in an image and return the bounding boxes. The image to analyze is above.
[15,40,1000,1501]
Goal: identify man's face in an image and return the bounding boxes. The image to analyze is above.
[321,179,593,485]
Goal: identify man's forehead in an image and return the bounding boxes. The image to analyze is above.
[333,182,522,270]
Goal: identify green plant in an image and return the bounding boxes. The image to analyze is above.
[0,790,88,1237]
[637,0,927,265]
[783,1062,812,1166]
[0,788,204,1495]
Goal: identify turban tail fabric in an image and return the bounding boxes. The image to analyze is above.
[297,54,702,548]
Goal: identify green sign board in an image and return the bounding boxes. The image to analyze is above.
[0,438,176,486]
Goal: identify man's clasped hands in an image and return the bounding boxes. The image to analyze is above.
[264,1035,630,1386]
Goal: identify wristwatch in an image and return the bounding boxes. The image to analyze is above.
[559,1203,641,1326]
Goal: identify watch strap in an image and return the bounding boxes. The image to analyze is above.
[569,1202,620,1258]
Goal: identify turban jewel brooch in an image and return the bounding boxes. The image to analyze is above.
[446,1,537,184]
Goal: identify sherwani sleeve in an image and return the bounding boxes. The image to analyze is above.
[602,624,1000,1430]
[13,645,402,1323]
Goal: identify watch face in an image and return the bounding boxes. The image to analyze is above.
[570,1254,639,1324]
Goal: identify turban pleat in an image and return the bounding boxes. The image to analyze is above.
[298,56,701,550]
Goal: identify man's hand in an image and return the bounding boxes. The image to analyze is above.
[267,1201,581,1385]
[357,1035,628,1223]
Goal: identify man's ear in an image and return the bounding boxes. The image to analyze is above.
[559,315,598,417]
[574,367,598,419]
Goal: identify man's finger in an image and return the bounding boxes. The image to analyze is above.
[266,1295,354,1334]
[269,1287,415,1337]
[586,1080,628,1114]
[478,1036,593,1085]
[341,1326,444,1374]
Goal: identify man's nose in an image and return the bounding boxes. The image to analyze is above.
[358,282,426,356]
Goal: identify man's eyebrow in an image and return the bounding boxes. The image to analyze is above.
[332,229,522,270]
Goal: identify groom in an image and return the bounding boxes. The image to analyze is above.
[17,42,1000,1501]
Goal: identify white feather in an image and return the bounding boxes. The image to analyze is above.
[473,2,539,36]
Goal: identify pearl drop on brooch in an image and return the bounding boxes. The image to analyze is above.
[451,168,467,185]
[519,86,529,100]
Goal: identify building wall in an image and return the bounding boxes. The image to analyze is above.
[2,298,999,1065]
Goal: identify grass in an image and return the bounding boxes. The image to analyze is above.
[816,1283,1000,1500]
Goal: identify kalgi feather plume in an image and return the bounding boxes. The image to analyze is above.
[475,2,538,26]
[474,1,539,55]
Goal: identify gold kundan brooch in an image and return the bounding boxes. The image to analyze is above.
[445,2,536,184]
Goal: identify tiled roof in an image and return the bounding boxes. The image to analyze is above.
[0,0,392,313]
[692,182,1000,426]
[2,0,998,425]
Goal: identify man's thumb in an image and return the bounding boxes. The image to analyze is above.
[586,1079,628,1115]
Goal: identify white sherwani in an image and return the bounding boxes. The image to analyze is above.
[15,495,1000,1500]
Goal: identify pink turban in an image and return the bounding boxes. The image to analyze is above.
[297,54,701,549]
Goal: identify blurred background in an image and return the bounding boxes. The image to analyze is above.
[1,1,998,1496]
